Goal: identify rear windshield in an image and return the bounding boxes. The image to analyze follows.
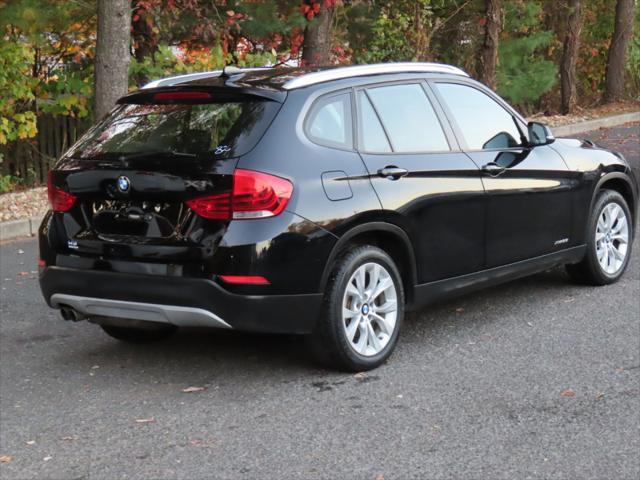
[66,99,280,160]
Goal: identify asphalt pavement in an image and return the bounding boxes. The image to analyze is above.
[1,123,638,479]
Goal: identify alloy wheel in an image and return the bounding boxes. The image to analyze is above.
[595,202,629,275]
[342,262,398,357]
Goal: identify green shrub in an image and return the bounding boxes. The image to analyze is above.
[0,175,17,194]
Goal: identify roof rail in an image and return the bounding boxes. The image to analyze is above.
[142,67,266,89]
[283,62,469,90]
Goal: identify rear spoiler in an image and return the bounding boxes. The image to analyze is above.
[118,85,286,104]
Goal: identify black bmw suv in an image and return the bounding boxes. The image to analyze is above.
[40,63,637,371]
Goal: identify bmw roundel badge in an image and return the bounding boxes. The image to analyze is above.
[116,175,131,193]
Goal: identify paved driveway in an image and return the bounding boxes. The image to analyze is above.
[1,123,638,479]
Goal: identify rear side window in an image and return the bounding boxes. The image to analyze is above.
[305,92,353,150]
[66,99,281,160]
[366,83,450,153]
[434,83,523,150]
[357,92,391,153]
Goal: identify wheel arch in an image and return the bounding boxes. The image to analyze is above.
[594,172,638,227]
[319,222,418,305]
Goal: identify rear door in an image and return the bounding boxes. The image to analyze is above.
[431,81,573,267]
[355,81,486,283]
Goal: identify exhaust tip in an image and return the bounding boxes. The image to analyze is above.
[60,306,83,322]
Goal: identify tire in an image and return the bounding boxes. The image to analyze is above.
[100,323,177,343]
[566,189,633,285]
[308,245,405,371]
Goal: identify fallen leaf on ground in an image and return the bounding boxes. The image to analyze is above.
[375,475,385,480]
[60,436,75,441]
[595,392,605,401]
[18,272,28,276]
[181,386,206,393]
[0,456,12,463]
[135,418,156,424]
[561,389,576,397]
[354,372,367,380]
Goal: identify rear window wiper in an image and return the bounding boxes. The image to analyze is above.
[114,150,197,161]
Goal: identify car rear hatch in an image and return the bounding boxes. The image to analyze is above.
[47,86,284,274]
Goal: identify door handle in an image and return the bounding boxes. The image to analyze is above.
[377,166,409,180]
[481,162,506,176]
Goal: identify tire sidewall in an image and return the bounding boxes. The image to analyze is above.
[586,190,633,284]
[328,247,404,370]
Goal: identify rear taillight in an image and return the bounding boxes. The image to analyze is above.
[185,192,231,220]
[186,169,293,220]
[47,171,77,212]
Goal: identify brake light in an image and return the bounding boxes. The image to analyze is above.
[219,275,270,285]
[185,192,231,220]
[232,169,292,219]
[47,171,77,212]
[185,169,293,220]
[153,91,211,102]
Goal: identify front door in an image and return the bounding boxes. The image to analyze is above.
[431,81,573,268]
[355,82,486,283]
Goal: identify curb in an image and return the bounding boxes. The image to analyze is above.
[0,216,43,243]
[553,111,640,136]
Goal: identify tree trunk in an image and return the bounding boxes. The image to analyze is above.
[604,0,635,103]
[560,0,583,114]
[301,3,336,66]
[477,0,502,89]
[94,0,131,120]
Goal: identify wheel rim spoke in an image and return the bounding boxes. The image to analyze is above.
[345,316,360,341]
[370,312,392,336]
[370,276,393,302]
[355,267,366,296]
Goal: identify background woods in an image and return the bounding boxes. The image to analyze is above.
[1,0,638,191]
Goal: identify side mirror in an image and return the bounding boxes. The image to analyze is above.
[527,121,555,146]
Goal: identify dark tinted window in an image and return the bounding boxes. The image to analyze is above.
[305,92,352,149]
[357,91,391,153]
[366,83,449,153]
[435,83,523,150]
[67,100,280,159]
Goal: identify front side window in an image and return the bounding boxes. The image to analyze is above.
[365,83,450,153]
[305,92,352,149]
[434,83,524,150]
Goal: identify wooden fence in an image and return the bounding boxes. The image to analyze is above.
[2,114,90,186]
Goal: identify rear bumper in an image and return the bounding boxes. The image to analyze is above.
[40,267,322,334]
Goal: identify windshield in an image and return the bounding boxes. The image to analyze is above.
[66,99,281,160]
